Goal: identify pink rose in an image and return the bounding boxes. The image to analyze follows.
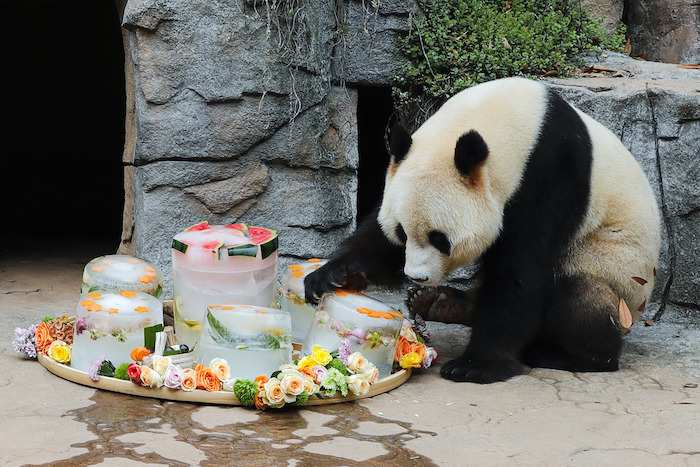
[163,364,183,389]
[422,346,438,368]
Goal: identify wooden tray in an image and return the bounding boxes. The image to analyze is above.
[37,353,411,406]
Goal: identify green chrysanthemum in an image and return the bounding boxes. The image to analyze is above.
[292,390,310,406]
[114,363,131,381]
[233,379,259,407]
[326,358,349,376]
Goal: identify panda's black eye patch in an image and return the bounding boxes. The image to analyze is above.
[428,230,451,255]
[395,224,408,244]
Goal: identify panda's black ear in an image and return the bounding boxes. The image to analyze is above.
[454,130,489,176]
[385,120,412,164]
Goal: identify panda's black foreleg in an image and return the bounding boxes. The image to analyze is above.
[521,274,621,372]
[304,207,405,304]
[439,268,549,383]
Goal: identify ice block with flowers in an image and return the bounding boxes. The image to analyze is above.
[71,290,163,373]
[301,290,403,378]
[82,254,163,299]
[196,303,292,380]
[279,258,328,342]
[171,222,278,348]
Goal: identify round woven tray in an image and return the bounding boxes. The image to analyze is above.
[37,352,411,406]
[37,302,411,406]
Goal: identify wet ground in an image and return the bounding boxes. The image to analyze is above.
[2,240,699,466]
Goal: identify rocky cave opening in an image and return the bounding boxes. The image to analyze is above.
[2,0,126,253]
[356,85,396,225]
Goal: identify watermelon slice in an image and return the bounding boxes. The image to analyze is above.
[172,222,278,260]
[186,221,210,232]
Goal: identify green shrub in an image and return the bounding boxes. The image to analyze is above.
[394,0,626,119]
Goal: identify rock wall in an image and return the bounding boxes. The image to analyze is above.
[119,1,700,324]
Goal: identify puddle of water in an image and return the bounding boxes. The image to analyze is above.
[40,390,438,466]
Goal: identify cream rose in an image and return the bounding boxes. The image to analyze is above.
[400,322,418,342]
[279,369,305,397]
[360,363,379,384]
[346,373,370,396]
[151,355,172,375]
[263,377,286,408]
[346,352,369,372]
[209,358,231,381]
[140,365,164,387]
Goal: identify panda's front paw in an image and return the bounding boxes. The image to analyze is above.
[303,259,369,304]
[440,356,527,383]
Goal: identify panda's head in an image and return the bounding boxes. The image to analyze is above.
[378,120,506,286]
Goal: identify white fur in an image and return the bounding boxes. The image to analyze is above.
[379,77,660,314]
[379,77,549,284]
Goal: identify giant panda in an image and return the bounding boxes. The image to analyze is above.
[304,77,661,384]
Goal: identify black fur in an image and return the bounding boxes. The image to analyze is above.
[387,121,412,164]
[454,130,489,176]
[304,206,405,303]
[305,85,623,383]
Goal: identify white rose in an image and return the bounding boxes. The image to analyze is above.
[422,346,438,368]
[400,324,418,342]
[140,365,164,388]
[346,373,370,396]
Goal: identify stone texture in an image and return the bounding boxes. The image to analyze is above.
[581,0,623,37]
[332,0,415,85]
[625,0,700,64]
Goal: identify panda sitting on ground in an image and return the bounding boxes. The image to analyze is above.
[304,77,661,384]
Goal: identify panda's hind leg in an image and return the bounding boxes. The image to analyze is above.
[521,275,622,372]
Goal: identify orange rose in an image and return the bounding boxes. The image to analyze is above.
[196,366,222,392]
[394,335,413,360]
[254,388,268,410]
[35,322,55,354]
[130,347,150,362]
[299,367,317,381]
[254,374,269,388]
[181,369,197,391]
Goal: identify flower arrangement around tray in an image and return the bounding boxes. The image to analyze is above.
[13,311,437,410]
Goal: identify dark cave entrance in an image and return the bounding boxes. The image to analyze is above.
[1,0,126,253]
[356,85,396,225]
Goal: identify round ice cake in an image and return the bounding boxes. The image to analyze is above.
[71,290,163,372]
[171,222,279,348]
[302,291,404,378]
[82,255,163,299]
[197,304,292,380]
[279,258,327,342]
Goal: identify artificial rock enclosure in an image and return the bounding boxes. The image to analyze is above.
[8,1,697,324]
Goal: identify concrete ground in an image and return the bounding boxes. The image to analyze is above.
[2,240,699,466]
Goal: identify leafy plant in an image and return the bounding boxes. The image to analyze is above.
[393,0,626,123]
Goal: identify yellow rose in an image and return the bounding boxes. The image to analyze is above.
[347,373,370,396]
[399,352,422,369]
[47,340,71,363]
[151,355,172,375]
[297,355,315,370]
[311,345,332,366]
